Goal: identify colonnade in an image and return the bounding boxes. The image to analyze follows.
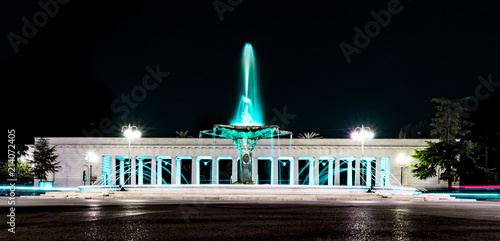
[100,155,392,187]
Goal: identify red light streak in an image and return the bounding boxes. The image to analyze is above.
[450,185,500,189]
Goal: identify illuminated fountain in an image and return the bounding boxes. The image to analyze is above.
[201,43,291,183]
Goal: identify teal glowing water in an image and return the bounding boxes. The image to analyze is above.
[231,43,263,126]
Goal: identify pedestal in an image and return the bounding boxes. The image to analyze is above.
[235,138,257,183]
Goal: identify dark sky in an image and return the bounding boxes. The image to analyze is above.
[3,0,499,143]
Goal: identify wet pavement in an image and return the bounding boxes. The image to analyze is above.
[1,198,500,240]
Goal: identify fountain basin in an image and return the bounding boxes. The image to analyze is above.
[205,124,291,140]
[201,124,291,183]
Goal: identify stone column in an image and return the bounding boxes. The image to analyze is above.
[272,157,278,185]
[156,157,162,185]
[174,157,180,185]
[347,159,353,186]
[151,156,156,185]
[375,157,381,187]
[334,158,340,185]
[309,158,315,185]
[131,156,136,185]
[314,157,319,185]
[252,154,258,184]
[111,156,117,185]
[195,158,200,185]
[366,159,372,187]
[137,158,143,185]
[328,159,333,186]
[290,157,295,185]
[294,156,300,185]
[191,158,196,185]
[214,157,219,184]
[119,157,125,185]
[355,157,360,186]
[269,156,278,185]
[232,156,238,183]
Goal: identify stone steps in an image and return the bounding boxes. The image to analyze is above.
[25,185,476,202]
[27,189,474,202]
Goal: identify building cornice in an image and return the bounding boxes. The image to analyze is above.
[43,137,435,150]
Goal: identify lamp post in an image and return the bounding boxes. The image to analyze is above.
[351,125,374,159]
[121,124,141,185]
[85,151,98,185]
[351,125,374,187]
[397,153,408,186]
[122,124,141,156]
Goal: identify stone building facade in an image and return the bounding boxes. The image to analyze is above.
[39,137,447,190]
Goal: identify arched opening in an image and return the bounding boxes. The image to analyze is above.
[380,157,391,187]
[217,156,233,184]
[298,157,314,185]
[176,156,192,184]
[338,157,355,186]
[116,156,131,185]
[196,156,213,184]
[360,157,376,186]
[318,157,335,185]
[278,157,293,185]
[156,156,172,184]
[136,156,152,185]
[101,155,111,185]
[257,156,273,184]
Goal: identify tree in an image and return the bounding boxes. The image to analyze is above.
[175,130,192,138]
[411,140,476,191]
[12,143,29,182]
[429,97,473,144]
[466,133,499,184]
[31,137,61,182]
[297,132,323,139]
[1,161,33,185]
[16,161,34,184]
[399,120,431,138]
[474,134,500,170]
[410,97,478,191]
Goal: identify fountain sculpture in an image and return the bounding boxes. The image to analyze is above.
[201,43,291,183]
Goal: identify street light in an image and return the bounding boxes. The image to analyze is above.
[122,124,141,140]
[397,153,409,186]
[121,124,141,184]
[351,125,374,158]
[85,151,98,185]
[122,124,141,152]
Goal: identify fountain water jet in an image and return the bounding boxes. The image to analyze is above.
[201,43,291,183]
[232,43,263,126]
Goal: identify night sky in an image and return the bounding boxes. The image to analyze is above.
[3,0,499,144]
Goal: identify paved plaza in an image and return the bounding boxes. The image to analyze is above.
[27,185,460,202]
[2,197,500,240]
